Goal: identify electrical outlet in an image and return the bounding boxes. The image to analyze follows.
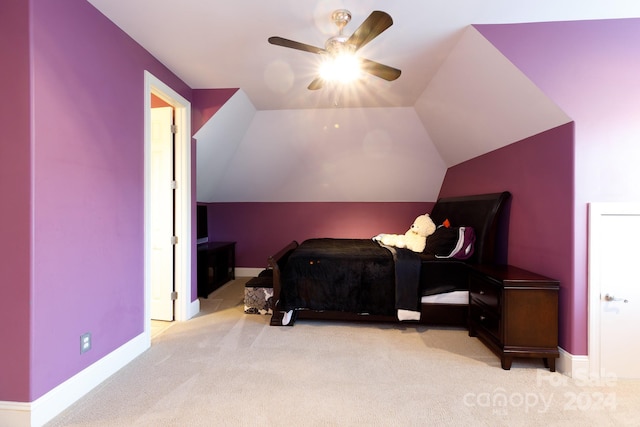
[80,332,91,354]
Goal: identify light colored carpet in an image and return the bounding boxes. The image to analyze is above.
[150,320,174,339]
[47,278,640,426]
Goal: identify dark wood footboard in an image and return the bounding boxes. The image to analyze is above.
[267,240,298,326]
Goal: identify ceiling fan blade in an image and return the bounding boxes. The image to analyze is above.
[346,11,393,51]
[360,58,401,81]
[268,36,326,54]
[307,77,323,90]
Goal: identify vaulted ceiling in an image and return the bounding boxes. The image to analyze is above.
[88,0,640,110]
[87,1,640,202]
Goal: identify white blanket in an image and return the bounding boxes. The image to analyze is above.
[397,309,421,321]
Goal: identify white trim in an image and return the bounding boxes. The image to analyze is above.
[588,202,602,379]
[557,347,589,378]
[235,267,264,277]
[587,202,640,378]
[0,333,147,427]
[144,71,194,325]
[0,402,30,427]
[189,298,201,319]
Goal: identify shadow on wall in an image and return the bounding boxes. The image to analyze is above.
[204,201,436,267]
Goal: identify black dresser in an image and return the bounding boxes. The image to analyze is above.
[197,241,236,298]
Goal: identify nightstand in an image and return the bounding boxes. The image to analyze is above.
[468,264,559,371]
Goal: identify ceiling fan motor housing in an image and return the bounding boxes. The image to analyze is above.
[326,10,354,53]
[331,9,352,32]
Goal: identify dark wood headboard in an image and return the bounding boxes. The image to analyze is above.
[429,192,511,265]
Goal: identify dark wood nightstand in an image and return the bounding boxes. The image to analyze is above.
[468,264,559,371]
[197,241,236,298]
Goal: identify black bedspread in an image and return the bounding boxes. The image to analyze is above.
[280,238,420,316]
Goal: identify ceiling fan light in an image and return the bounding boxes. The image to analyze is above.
[319,53,362,84]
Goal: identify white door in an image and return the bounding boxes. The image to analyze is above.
[150,106,175,321]
[589,203,640,379]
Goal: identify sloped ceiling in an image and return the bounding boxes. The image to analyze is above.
[87,2,640,202]
[195,90,256,202]
[88,0,640,110]
[415,26,572,166]
[195,27,571,202]
[196,92,446,202]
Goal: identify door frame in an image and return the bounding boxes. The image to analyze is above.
[144,71,196,334]
[588,202,640,378]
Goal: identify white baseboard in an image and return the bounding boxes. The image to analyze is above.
[189,297,200,319]
[0,332,149,427]
[557,347,589,378]
[235,267,264,277]
[0,402,30,427]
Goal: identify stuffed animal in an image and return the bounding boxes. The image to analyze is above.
[373,214,436,253]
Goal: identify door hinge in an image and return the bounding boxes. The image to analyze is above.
[171,291,178,300]
[170,124,177,134]
[171,235,178,245]
[171,180,177,190]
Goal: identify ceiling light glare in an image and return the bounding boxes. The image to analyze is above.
[319,53,362,84]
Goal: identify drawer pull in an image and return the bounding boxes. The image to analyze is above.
[479,315,486,321]
[479,290,485,295]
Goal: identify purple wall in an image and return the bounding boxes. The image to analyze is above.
[206,202,435,267]
[0,0,32,402]
[440,124,574,351]
[475,18,640,356]
[0,0,193,402]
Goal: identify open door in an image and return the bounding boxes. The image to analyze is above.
[150,106,175,321]
[144,71,196,343]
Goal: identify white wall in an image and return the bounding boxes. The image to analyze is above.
[197,105,447,202]
[414,26,571,167]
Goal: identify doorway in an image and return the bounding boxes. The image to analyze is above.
[588,202,640,379]
[144,71,196,342]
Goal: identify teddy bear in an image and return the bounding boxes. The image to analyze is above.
[373,214,436,253]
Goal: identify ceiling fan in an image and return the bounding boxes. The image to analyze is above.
[268,9,401,90]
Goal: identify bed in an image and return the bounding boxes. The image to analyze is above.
[267,192,511,327]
